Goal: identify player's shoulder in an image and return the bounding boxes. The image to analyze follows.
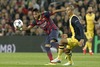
[92,13,95,17]
[86,13,95,16]
[42,11,52,18]
[70,15,81,24]
[41,11,48,15]
[72,15,78,19]
[92,13,95,15]
[42,11,49,14]
[70,14,78,19]
[71,15,79,21]
[42,11,46,14]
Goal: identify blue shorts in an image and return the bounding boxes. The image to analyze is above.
[45,29,59,44]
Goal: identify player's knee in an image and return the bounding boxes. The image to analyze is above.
[88,38,93,42]
[50,40,59,48]
[45,44,51,52]
[64,48,70,53]
[50,40,55,43]
[50,38,58,43]
[45,44,51,48]
[61,34,68,39]
[64,48,72,55]
[60,39,64,44]
[60,39,68,45]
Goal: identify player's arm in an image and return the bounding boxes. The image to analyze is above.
[93,14,98,24]
[22,20,36,31]
[22,25,33,31]
[43,8,66,18]
[52,8,66,14]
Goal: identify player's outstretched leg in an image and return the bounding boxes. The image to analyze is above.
[51,44,64,63]
[45,44,53,62]
[45,43,58,65]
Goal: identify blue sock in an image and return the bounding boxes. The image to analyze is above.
[45,47,53,61]
[45,47,50,52]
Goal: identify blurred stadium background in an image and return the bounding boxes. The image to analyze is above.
[0,0,100,67]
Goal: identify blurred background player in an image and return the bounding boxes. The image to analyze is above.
[83,7,95,55]
[51,5,84,66]
[22,8,66,64]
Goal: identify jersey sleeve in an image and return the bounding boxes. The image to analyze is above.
[30,20,37,27]
[71,16,84,39]
[43,11,54,18]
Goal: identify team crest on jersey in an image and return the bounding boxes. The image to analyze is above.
[40,21,47,28]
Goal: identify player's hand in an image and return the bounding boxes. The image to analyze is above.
[15,27,22,31]
[61,34,68,39]
[79,39,84,47]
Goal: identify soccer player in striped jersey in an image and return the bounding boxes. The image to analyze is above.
[22,8,66,63]
[51,5,84,65]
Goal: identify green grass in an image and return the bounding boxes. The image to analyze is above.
[0,53,100,67]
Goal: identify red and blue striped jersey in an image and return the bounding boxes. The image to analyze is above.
[31,11,58,34]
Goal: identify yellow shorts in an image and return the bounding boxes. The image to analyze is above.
[66,37,79,49]
[85,32,94,40]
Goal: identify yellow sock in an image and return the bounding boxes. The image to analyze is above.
[83,42,88,50]
[57,45,64,59]
[65,47,73,64]
[57,49,63,59]
[87,41,92,52]
[66,54,72,64]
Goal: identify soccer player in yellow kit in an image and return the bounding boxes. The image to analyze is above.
[51,5,84,66]
[83,7,95,55]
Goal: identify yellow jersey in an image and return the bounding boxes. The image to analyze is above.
[86,13,95,32]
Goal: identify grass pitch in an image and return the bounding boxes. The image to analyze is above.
[0,53,100,67]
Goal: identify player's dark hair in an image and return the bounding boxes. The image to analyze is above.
[33,8,39,12]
